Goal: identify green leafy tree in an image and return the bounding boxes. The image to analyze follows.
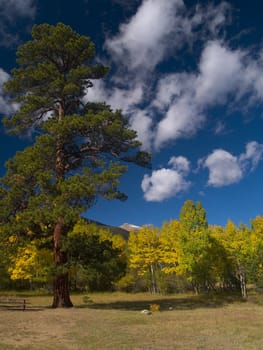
[177,200,213,293]
[0,23,150,307]
[66,220,127,291]
[210,224,236,291]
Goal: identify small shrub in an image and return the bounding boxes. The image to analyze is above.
[150,303,160,312]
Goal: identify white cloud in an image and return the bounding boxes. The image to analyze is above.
[0,0,36,19]
[0,68,17,114]
[239,141,263,171]
[85,80,144,114]
[105,0,184,72]
[152,73,191,111]
[203,149,242,187]
[129,110,154,151]
[105,0,231,74]
[153,73,205,148]
[168,156,190,173]
[153,40,263,148]
[154,95,205,149]
[202,141,263,187]
[0,68,9,89]
[141,156,191,201]
[88,1,237,151]
[196,41,243,106]
[89,1,263,153]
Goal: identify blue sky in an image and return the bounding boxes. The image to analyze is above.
[1,0,263,228]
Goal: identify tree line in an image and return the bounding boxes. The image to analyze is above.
[1,199,263,300]
[125,200,263,299]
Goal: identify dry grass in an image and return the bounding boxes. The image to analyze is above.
[0,292,263,349]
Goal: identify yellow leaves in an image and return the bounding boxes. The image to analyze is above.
[8,235,17,243]
[162,266,178,275]
[159,220,180,275]
[8,240,52,281]
[111,234,126,251]
[128,226,160,274]
[220,222,251,258]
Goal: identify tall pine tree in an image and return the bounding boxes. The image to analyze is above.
[0,23,150,307]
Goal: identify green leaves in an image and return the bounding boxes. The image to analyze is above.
[66,220,126,291]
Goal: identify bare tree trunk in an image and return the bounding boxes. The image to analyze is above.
[239,269,247,300]
[192,282,199,295]
[52,221,73,308]
[150,263,157,294]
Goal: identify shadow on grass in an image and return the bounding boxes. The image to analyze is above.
[0,306,46,311]
[76,294,243,312]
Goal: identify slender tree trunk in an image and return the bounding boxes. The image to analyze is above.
[52,221,73,308]
[239,269,247,300]
[192,281,199,295]
[150,263,157,294]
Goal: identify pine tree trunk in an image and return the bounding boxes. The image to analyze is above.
[52,221,73,308]
[52,273,73,308]
[52,103,73,308]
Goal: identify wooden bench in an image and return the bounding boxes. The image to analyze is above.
[0,296,29,311]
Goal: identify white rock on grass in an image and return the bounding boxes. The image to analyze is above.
[141,309,152,315]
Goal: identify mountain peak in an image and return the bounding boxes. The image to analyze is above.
[119,223,141,232]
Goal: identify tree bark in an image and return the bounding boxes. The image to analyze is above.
[52,221,73,308]
[52,273,73,308]
[150,263,158,294]
[239,269,247,300]
[51,101,73,308]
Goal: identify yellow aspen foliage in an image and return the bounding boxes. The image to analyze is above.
[8,235,17,243]
[249,216,263,281]
[128,225,160,293]
[8,240,53,282]
[217,220,253,298]
[250,216,263,248]
[128,225,160,276]
[221,220,251,261]
[159,220,180,274]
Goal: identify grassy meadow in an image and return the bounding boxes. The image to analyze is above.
[1,292,263,349]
